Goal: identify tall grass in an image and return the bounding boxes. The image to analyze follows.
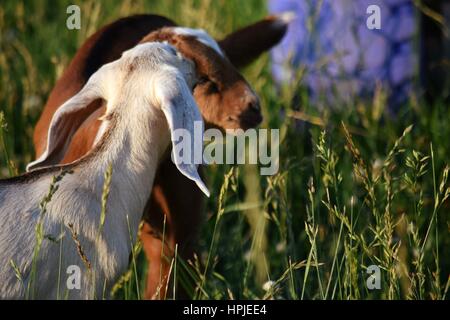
[0,0,448,300]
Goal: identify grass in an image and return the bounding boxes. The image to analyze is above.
[0,0,449,300]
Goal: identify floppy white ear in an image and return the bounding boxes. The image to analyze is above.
[155,72,210,197]
[27,74,106,171]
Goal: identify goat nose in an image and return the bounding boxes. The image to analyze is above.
[241,90,260,111]
[247,98,260,112]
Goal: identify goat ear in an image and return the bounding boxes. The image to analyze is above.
[156,73,210,197]
[27,79,105,171]
[218,12,295,68]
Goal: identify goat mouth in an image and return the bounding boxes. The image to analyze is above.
[224,112,263,130]
[240,117,263,130]
[238,109,263,129]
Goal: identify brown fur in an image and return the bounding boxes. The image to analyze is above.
[32,14,288,299]
[219,15,289,68]
[140,29,262,130]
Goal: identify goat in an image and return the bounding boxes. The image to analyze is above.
[0,41,209,299]
[29,13,292,299]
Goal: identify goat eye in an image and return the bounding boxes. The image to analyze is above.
[198,77,209,84]
[193,77,208,90]
[207,80,219,93]
[194,77,219,94]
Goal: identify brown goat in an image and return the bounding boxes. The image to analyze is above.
[31,14,290,299]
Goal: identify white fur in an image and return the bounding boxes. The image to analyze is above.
[44,27,224,163]
[0,42,208,299]
[276,11,297,24]
[171,27,224,56]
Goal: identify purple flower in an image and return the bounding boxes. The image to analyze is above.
[269,0,417,108]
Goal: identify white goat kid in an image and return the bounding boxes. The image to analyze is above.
[0,42,209,299]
